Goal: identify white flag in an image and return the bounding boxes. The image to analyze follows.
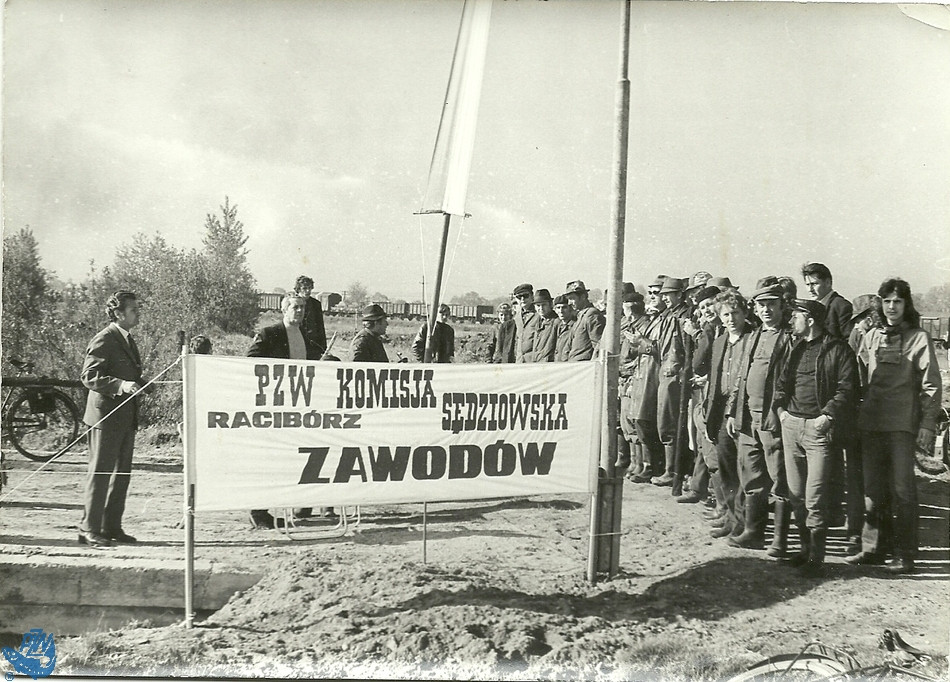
[420,0,493,217]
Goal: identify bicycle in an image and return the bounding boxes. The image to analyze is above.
[1,358,82,462]
[727,640,943,681]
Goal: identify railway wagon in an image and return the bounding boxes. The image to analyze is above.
[374,301,410,318]
[921,316,949,348]
[258,291,343,313]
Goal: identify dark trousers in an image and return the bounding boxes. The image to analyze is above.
[861,431,918,560]
[635,419,664,474]
[715,422,741,529]
[81,426,136,534]
[845,442,864,538]
[737,411,785,501]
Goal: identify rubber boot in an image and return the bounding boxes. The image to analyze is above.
[728,492,768,549]
[767,500,790,559]
[788,521,811,567]
[616,435,631,473]
[800,528,826,578]
[652,445,676,486]
[671,475,683,497]
[630,442,644,478]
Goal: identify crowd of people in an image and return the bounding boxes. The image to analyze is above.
[480,265,942,577]
[75,269,942,568]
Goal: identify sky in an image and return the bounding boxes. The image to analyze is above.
[3,0,949,302]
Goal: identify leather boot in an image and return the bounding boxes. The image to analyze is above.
[767,500,790,559]
[728,492,768,549]
[788,523,810,567]
[630,442,644,477]
[671,475,684,497]
[800,528,826,578]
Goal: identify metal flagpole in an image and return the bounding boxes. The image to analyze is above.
[179,331,196,627]
[591,0,632,582]
[424,213,452,363]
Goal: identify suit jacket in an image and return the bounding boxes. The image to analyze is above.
[704,324,752,441]
[247,322,321,360]
[81,323,146,430]
[301,297,328,354]
[823,291,854,341]
[351,329,389,362]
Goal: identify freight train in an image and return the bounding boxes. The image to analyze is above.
[257,293,493,322]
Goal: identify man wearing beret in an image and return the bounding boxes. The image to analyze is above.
[489,302,517,363]
[724,283,794,551]
[511,283,537,364]
[773,299,857,577]
[802,262,854,530]
[351,304,394,363]
[530,289,559,362]
[564,280,605,361]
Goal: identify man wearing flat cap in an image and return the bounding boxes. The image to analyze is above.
[529,289,559,362]
[511,283,537,364]
[773,299,857,577]
[351,304,395,363]
[723,283,794,551]
[564,280,605,361]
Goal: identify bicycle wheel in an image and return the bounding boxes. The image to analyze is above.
[5,388,81,462]
[726,652,850,682]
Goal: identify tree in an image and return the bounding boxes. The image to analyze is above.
[919,282,950,315]
[370,291,389,302]
[202,197,259,333]
[450,291,487,305]
[2,227,52,368]
[346,281,368,306]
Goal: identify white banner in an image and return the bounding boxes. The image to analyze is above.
[183,356,600,512]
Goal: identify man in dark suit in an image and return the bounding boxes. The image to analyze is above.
[801,262,853,341]
[79,291,149,547]
[247,293,323,527]
[294,275,327,356]
[248,294,322,361]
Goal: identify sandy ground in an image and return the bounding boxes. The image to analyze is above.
[1,438,948,680]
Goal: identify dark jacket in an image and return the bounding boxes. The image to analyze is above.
[82,323,147,429]
[248,322,321,361]
[823,291,854,341]
[350,329,389,363]
[704,324,753,442]
[490,319,517,363]
[773,332,858,444]
[301,296,328,354]
[726,325,794,435]
[412,321,455,363]
[531,313,560,363]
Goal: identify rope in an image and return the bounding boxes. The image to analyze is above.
[0,356,182,502]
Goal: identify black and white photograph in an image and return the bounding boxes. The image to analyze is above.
[1,0,949,679]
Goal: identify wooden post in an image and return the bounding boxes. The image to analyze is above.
[590,0,632,581]
[179,331,196,628]
[424,213,453,363]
